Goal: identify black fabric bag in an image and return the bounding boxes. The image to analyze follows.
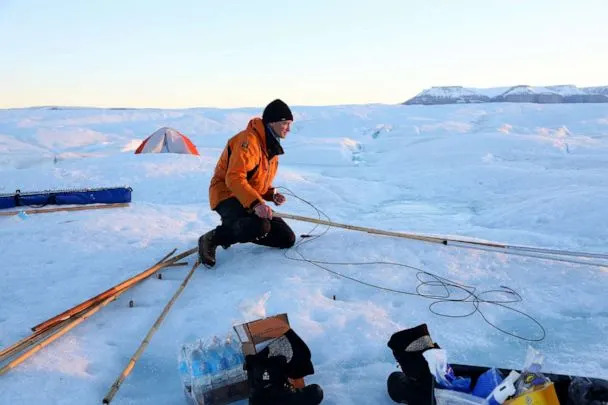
[245,328,323,405]
[387,324,438,404]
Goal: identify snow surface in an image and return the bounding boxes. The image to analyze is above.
[411,85,608,101]
[585,86,608,96]
[420,86,510,98]
[545,85,588,96]
[1,103,608,404]
[501,86,561,96]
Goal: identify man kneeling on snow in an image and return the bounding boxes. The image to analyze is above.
[198,99,295,267]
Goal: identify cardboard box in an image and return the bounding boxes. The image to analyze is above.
[504,382,560,405]
[233,313,291,356]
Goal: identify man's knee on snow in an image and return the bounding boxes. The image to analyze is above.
[280,230,296,249]
[236,217,271,243]
[256,219,272,240]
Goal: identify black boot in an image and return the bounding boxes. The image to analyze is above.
[198,230,217,268]
[246,354,323,405]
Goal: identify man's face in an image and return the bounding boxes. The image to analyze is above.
[269,120,292,139]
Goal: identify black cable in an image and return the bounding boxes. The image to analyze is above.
[276,186,546,342]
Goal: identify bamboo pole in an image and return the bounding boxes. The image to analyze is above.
[274,212,459,246]
[448,241,608,269]
[31,247,198,334]
[163,262,189,267]
[154,248,177,265]
[483,243,608,260]
[274,211,608,261]
[0,290,124,375]
[102,260,200,404]
[1,249,181,363]
[0,320,67,363]
[0,203,130,217]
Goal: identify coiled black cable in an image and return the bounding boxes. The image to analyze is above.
[276,186,546,342]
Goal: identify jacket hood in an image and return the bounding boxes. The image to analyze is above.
[247,118,267,152]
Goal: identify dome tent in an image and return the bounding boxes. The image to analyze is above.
[135,127,199,155]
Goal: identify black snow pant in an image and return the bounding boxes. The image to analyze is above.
[212,197,296,249]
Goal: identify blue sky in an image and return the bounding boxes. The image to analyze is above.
[1,0,607,108]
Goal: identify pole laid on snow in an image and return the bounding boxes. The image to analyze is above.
[0,291,125,376]
[0,249,179,365]
[102,260,200,404]
[0,320,68,364]
[274,211,608,263]
[0,203,130,217]
[31,247,197,334]
[276,212,454,245]
[154,248,178,265]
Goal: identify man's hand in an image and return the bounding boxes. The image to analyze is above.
[272,192,286,206]
[253,203,273,219]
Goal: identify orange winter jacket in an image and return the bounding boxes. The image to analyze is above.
[209,118,283,210]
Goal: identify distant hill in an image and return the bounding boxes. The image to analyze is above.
[404,85,608,105]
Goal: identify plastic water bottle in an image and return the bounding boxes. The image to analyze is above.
[191,347,204,377]
[178,346,193,396]
[233,337,244,363]
[219,347,231,372]
[219,339,240,379]
[228,338,244,367]
[223,342,235,368]
[191,346,212,402]
[205,344,223,376]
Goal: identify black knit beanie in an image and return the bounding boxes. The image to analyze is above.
[262,99,293,124]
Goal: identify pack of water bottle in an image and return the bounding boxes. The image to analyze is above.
[178,332,248,405]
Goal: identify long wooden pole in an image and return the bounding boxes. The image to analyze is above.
[102,260,200,404]
[274,212,464,246]
[0,290,125,375]
[0,320,68,363]
[0,203,129,217]
[274,211,608,261]
[154,248,177,265]
[0,249,181,363]
[31,247,197,333]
